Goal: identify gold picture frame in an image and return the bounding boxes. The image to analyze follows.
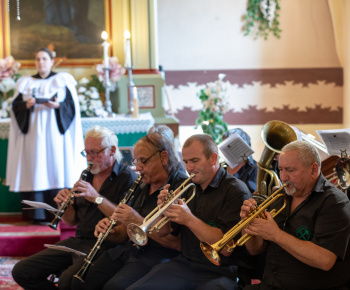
[0,0,112,67]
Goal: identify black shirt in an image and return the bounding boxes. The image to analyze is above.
[120,167,189,266]
[234,156,258,193]
[178,166,252,267]
[74,161,138,239]
[262,174,350,289]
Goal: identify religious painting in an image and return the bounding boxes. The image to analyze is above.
[136,86,155,109]
[8,0,106,62]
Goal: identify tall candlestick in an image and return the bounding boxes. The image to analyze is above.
[124,30,132,68]
[101,31,109,68]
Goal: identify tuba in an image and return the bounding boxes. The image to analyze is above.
[127,174,196,246]
[257,121,298,196]
[335,150,350,189]
[49,164,93,230]
[200,184,287,266]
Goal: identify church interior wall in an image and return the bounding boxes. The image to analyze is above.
[156,0,343,160]
[1,0,345,161]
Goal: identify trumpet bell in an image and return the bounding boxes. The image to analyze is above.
[200,242,221,266]
[127,223,148,246]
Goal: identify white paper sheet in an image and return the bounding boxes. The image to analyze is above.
[44,244,86,256]
[219,132,254,168]
[21,200,59,212]
[316,129,350,156]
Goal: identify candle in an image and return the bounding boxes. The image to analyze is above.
[132,86,139,118]
[101,31,109,68]
[124,30,132,68]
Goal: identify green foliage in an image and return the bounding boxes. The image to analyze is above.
[195,75,229,144]
[243,0,281,40]
[88,74,105,92]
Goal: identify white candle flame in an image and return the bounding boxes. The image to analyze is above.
[124,30,131,39]
[101,31,108,41]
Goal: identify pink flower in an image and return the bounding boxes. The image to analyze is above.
[95,56,126,83]
[0,56,21,81]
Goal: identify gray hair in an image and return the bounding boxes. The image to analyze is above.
[282,140,321,173]
[137,132,179,174]
[148,125,174,144]
[85,125,123,162]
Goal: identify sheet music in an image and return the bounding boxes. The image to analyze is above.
[219,132,254,168]
[44,244,86,256]
[21,200,59,212]
[316,129,350,156]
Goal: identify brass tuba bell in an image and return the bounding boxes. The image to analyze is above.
[257,120,298,196]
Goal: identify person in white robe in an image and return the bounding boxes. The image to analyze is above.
[6,47,86,223]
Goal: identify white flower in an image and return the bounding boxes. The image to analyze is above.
[78,86,87,94]
[0,108,7,118]
[89,90,100,100]
[95,108,109,118]
[80,104,88,112]
[218,74,226,81]
[79,78,90,85]
[0,77,16,93]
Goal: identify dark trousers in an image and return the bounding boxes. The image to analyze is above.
[21,189,60,222]
[125,255,238,290]
[12,237,98,290]
[243,282,350,290]
[71,246,130,290]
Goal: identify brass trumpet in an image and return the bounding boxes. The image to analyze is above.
[200,184,287,266]
[127,174,196,246]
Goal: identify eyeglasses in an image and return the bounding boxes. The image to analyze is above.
[132,150,161,167]
[81,147,108,158]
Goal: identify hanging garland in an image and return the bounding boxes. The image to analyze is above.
[243,0,281,39]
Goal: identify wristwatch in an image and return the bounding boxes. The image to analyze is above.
[95,196,104,205]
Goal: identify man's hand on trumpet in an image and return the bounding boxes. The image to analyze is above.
[158,184,192,227]
[163,199,192,226]
[240,198,281,243]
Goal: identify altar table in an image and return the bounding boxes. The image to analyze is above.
[0,113,154,213]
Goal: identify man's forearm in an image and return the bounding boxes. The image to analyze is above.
[273,230,337,271]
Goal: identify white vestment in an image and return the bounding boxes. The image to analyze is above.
[6,72,86,192]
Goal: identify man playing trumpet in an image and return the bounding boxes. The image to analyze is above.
[12,125,138,290]
[71,132,188,290]
[128,134,252,289]
[241,140,350,290]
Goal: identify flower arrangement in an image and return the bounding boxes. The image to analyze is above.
[78,56,125,117]
[195,74,229,144]
[95,57,126,92]
[243,0,281,39]
[0,56,21,118]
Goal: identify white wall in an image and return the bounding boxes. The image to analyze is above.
[157,0,340,70]
[157,0,343,159]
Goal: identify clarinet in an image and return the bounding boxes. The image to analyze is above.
[49,164,93,230]
[73,174,143,282]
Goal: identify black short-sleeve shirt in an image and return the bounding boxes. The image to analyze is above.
[178,166,252,267]
[125,168,189,266]
[262,174,350,289]
[74,162,138,239]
